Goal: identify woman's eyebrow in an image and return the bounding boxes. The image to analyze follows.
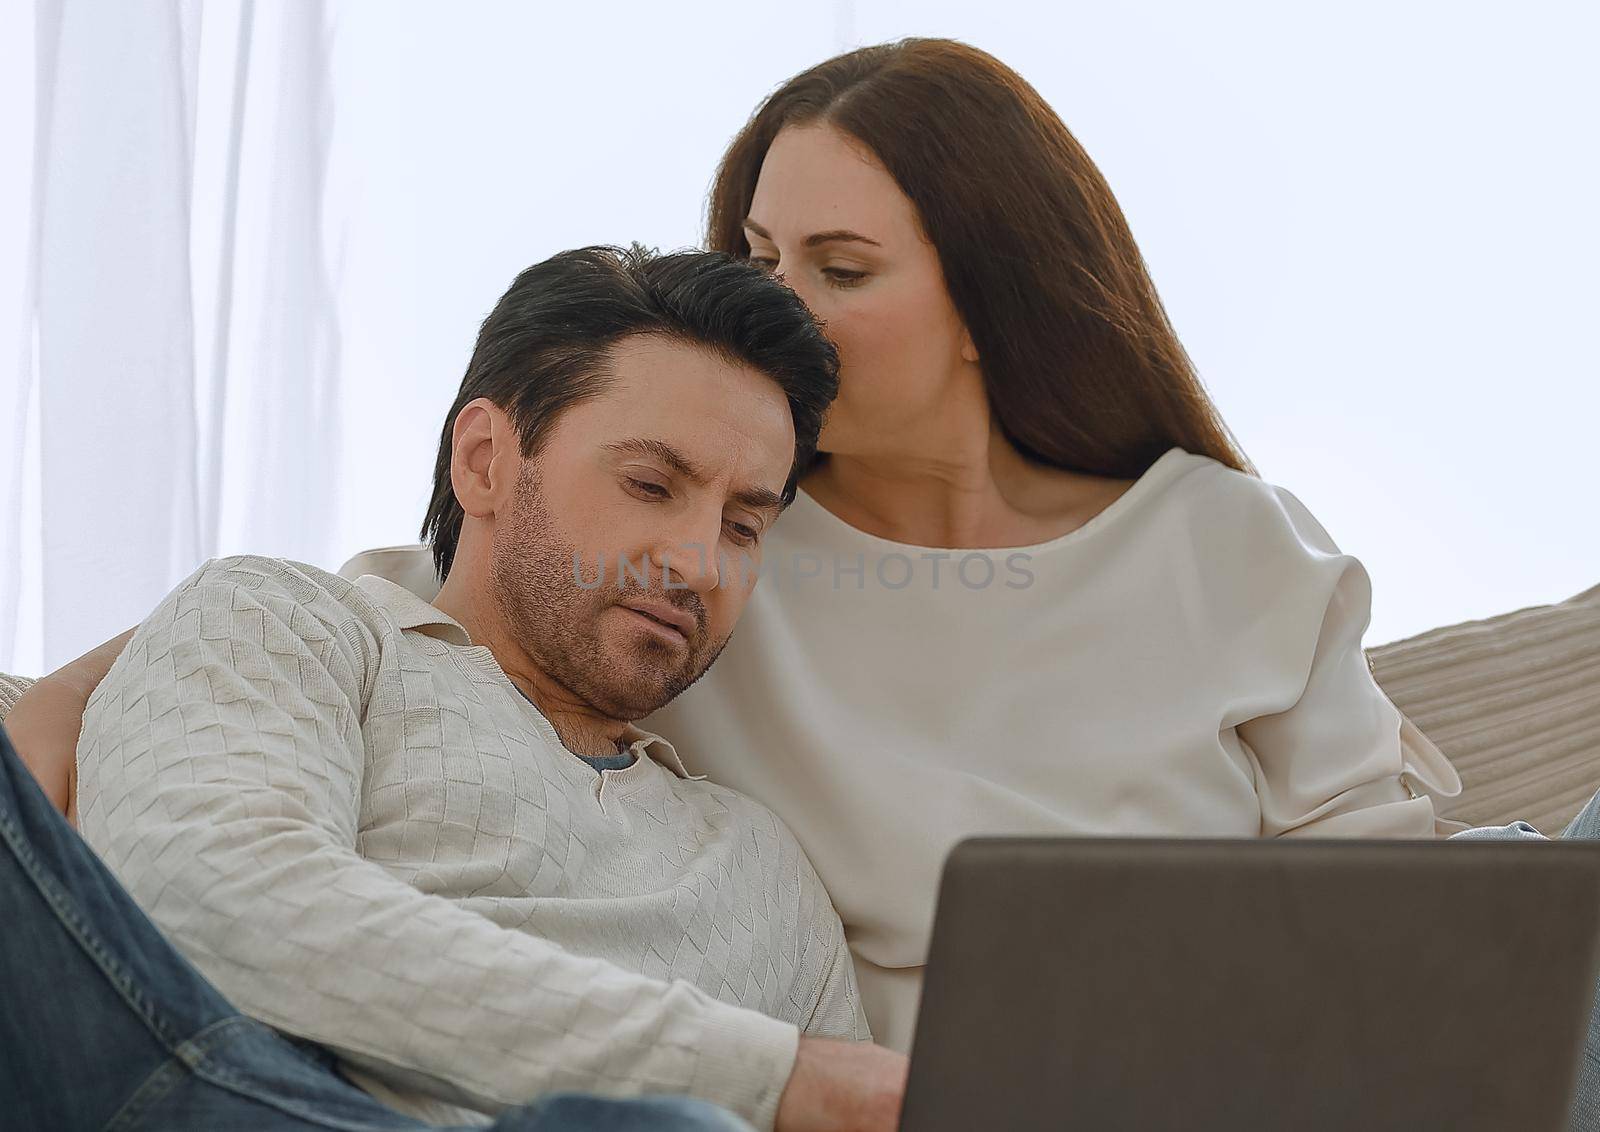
[805,229,881,249]
[743,218,881,249]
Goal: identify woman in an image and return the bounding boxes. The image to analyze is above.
[16,38,1463,1054]
[650,37,1467,1051]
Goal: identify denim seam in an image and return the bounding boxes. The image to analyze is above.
[100,1057,189,1132]
[177,1016,422,1132]
[0,807,180,1049]
[1,781,415,1130]
[99,1016,412,1132]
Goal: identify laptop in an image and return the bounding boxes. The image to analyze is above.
[901,838,1600,1132]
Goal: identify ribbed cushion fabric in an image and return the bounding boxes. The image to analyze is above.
[1367,583,1600,835]
[0,672,34,720]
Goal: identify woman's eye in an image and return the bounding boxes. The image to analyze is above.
[626,478,670,500]
[823,267,867,288]
[748,255,778,271]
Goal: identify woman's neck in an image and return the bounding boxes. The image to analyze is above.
[802,423,1132,550]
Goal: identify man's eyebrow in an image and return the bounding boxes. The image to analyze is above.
[743,218,881,249]
[605,438,704,482]
[732,485,784,520]
[605,438,784,518]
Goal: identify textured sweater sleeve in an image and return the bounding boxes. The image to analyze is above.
[804,924,873,1041]
[1233,490,1462,839]
[75,557,799,1128]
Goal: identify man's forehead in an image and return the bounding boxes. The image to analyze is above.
[583,338,795,478]
[598,337,768,401]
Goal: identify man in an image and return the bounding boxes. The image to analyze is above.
[1,246,907,1129]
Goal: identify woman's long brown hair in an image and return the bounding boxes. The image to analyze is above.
[708,38,1256,480]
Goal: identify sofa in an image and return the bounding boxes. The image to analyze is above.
[1366,581,1600,834]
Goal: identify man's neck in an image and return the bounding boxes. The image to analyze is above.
[432,569,631,760]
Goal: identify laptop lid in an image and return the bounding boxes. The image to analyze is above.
[901,838,1600,1132]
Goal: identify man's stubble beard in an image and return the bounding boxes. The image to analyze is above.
[488,469,730,721]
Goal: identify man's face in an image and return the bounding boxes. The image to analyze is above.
[489,334,796,720]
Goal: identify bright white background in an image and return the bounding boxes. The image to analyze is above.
[3,0,1596,674]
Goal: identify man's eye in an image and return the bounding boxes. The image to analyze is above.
[724,520,760,546]
[626,478,670,500]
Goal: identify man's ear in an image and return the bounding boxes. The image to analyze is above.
[450,398,520,520]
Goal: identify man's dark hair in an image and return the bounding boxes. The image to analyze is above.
[420,244,839,580]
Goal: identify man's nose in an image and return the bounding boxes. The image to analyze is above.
[647,527,723,596]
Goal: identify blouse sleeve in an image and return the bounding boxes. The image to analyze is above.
[1233,486,1463,838]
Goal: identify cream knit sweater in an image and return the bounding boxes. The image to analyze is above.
[348,449,1466,1054]
[75,556,867,1130]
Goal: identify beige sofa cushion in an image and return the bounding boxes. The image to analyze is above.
[0,672,33,720]
[1368,583,1600,834]
[339,544,442,602]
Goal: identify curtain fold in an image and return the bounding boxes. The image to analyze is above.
[0,1,50,676]
[1,0,336,674]
[36,0,204,674]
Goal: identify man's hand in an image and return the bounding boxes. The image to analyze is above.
[776,1036,909,1132]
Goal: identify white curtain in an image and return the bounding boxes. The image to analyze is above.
[2,0,1595,672]
[1,0,337,674]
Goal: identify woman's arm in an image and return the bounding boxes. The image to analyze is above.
[4,629,134,825]
[1234,486,1461,838]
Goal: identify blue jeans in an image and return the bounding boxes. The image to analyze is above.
[0,724,750,1131]
[1449,792,1600,1129]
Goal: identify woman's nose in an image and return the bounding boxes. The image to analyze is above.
[768,260,817,312]
[781,273,815,311]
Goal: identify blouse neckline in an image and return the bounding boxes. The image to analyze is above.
[786,445,1195,557]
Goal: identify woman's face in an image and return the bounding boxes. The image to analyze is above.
[744,123,978,459]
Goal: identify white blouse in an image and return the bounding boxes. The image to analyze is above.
[639,445,1462,1051]
[345,445,1463,1054]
